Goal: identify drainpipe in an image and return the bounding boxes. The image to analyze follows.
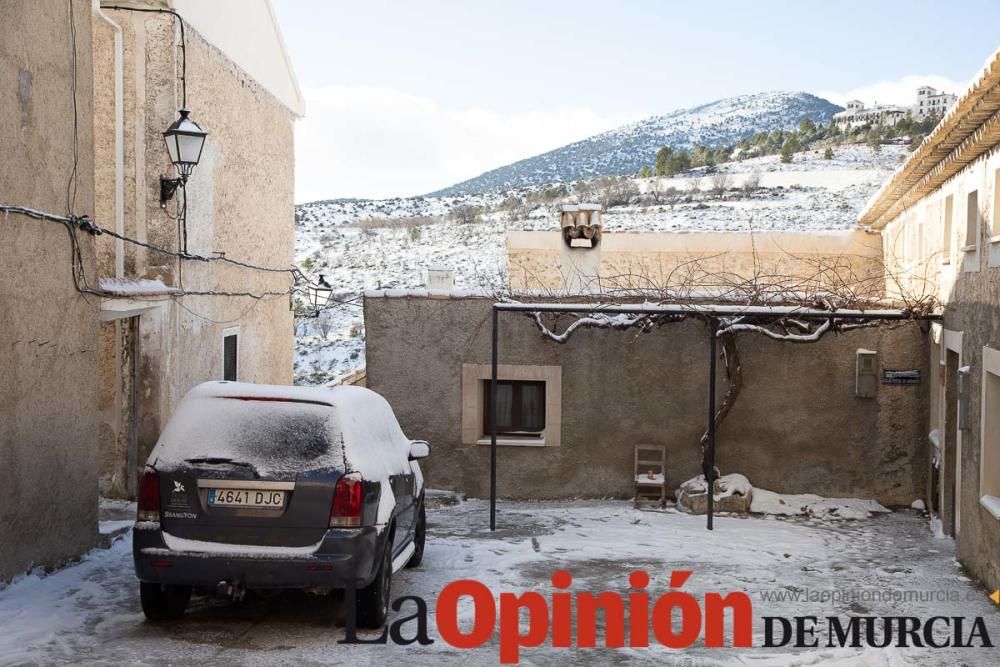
[94,0,126,280]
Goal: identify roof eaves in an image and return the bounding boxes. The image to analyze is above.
[858,49,1000,229]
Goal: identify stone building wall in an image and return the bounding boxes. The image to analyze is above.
[879,147,1000,591]
[91,7,295,496]
[0,0,99,581]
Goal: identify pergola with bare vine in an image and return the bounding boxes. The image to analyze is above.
[485,257,941,530]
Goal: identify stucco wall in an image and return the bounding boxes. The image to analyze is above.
[0,0,99,580]
[365,296,928,506]
[92,9,295,496]
[509,230,885,295]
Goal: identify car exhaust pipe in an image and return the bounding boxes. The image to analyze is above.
[217,580,246,601]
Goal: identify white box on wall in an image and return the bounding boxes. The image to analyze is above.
[856,349,878,398]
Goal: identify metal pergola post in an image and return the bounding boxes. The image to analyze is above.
[486,301,940,531]
[706,317,717,530]
[490,306,499,531]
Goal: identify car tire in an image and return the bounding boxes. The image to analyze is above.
[356,540,392,628]
[405,503,426,568]
[140,582,191,621]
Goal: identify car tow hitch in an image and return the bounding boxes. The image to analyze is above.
[217,580,246,601]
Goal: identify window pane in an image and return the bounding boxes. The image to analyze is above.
[483,380,546,436]
[943,195,953,257]
[495,383,514,432]
[519,382,546,432]
[224,334,238,381]
[967,191,978,247]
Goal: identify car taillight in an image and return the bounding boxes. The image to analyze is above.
[330,475,363,528]
[137,471,161,522]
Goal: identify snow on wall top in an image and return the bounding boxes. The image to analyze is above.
[150,381,412,479]
[99,278,178,296]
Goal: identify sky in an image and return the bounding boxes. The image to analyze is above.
[272,0,1000,203]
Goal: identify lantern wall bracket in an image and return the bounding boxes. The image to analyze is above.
[160,175,185,207]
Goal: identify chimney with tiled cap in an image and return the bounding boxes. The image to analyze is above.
[558,203,603,293]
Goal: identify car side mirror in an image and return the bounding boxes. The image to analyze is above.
[409,440,430,460]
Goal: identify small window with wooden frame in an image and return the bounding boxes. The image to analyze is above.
[483,380,546,439]
[462,364,561,447]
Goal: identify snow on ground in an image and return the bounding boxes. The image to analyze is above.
[1,498,996,665]
[293,144,907,385]
[750,488,889,520]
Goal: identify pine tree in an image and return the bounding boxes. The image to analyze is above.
[638,165,652,179]
[654,146,673,176]
[665,149,691,176]
[823,147,834,160]
[780,140,795,164]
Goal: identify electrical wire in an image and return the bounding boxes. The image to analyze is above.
[12,5,337,313]
[103,4,186,107]
[66,0,79,215]
[2,202,359,312]
[1,204,301,277]
[103,4,191,260]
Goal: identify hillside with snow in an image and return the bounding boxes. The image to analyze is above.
[293,143,905,385]
[430,92,841,196]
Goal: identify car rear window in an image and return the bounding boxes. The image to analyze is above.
[153,397,343,474]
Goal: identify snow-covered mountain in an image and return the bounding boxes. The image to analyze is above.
[294,143,905,385]
[430,92,841,196]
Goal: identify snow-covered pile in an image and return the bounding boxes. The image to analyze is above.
[675,471,890,520]
[293,144,906,385]
[678,472,753,499]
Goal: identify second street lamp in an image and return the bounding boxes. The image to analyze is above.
[309,275,333,317]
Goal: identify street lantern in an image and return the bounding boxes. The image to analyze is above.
[309,275,333,316]
[160,109,207,205]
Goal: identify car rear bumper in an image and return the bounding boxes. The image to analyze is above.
[133,523,382,589]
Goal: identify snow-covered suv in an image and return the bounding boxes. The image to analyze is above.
[132,381,429,627]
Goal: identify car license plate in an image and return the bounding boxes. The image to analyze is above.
[208,488,285,508]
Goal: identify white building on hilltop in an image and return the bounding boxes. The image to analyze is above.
[833,86,958,128]
[914,85,958,119]
[833,101,908,129]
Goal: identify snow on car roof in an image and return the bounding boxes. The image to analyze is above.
[151,382,412,480]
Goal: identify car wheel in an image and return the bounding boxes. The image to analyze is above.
[356,540,392,628]
[140,582,191,621]
[405,503,426,568]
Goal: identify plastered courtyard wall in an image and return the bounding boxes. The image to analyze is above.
[365,295,928,506]
[508,229,885,294]
[0,0,99,581]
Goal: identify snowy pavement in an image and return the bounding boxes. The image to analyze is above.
[1,499,998,665]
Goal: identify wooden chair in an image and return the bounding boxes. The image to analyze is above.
[634,444,667,508]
